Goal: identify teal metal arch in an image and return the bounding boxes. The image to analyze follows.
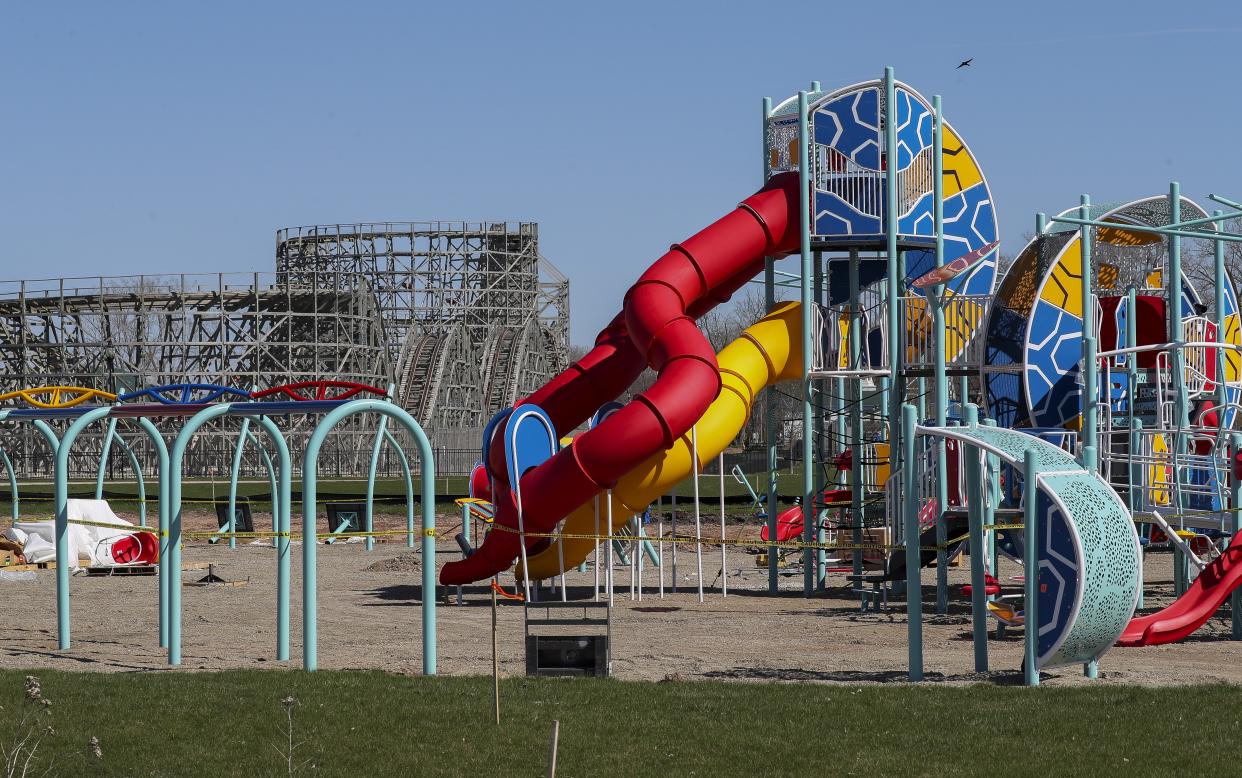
[0,412,59,525]
[95,418,148,526]
[53,408,169,652]
[168,404,292,666]
[225,419,281,549]
[364,424,416,551]
[302,399,435,673]
[1,448,18,523]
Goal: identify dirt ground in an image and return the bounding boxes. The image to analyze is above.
[1,509,1239,686]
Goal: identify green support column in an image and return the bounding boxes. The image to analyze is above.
[1127,287,1144,609]
[364,414,391,552]
[94,418,117,500]
[849,250,864,581]
[1,448,17,524]
[932,94,949,615]
[884,68,903,522]
[226,416,252,550]
[1079,195,1098,473]
[1214,211,1227,416]
[901,404,923,680]
[763,95,779,595]
[798,89,815,597]
[964,403,988,672]
[984,418,999,593]
[1023,449,1040,686]
[815,250,829,589]
[1169,183,1189,597]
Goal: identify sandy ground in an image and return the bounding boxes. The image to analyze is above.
[0,510,1239,686]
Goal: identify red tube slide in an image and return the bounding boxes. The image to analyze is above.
[440,172,802,585]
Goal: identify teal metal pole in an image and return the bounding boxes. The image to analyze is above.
[1023,449,1039,686]
[169,404,230,665]
[763,94,779,596]
[95,418,117,500]
[984,418,999,594]
[883,68,904,553]
[816,251,828,589]
[116,437,146,527]
[242,428,279,548]
[964,402,988,671]
[364,414,390,552]
[1232,432,1242,640]
[901,404,922,680]
[53,407,111,650]
[253,415,292,661]
[1169,183,1188,596]
[1127,289,1143,610]
[302,400,436,673]
[1214,212,1227,415]
[849,250,864,582]
[227,416,253,550]
[1,448,17,524]
[932,97,948,618]
[1079,195,1098,473]
[798,89,815,597]
[382,427,416,548]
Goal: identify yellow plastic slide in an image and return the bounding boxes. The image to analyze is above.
[518,301,803,579]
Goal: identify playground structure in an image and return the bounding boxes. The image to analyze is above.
[5,66,1242,688]
[0,221,569,478]
[439,67,1242,686]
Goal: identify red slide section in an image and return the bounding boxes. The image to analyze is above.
[1118,545,1242,646]
[440,173,803,585]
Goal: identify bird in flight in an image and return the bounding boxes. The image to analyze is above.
[956,58,973,69]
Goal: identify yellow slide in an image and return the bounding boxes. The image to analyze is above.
[519,301,803,579]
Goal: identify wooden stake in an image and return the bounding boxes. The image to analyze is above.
[491,580,500,725]
[546,720,560,778]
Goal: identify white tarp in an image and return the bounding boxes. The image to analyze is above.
[13,499,135,569]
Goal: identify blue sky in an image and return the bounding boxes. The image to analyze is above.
[3,1,1240,344]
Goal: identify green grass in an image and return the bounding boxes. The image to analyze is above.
[0,669,1235,776]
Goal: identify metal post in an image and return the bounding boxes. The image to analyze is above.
[1215,212,1228,415]
[1023,449,1039,686]
[691,426,705,603]
[227,416,252,550]
[94,418,117,500]
[816,250,828,589]
[884,67,903,528]
[797,88,815,597]
[964,403,988,672]
[901,405,922,680]
[984,418,999,595]
[849,249,865,583]
[719,452,727,596]
[932,95,948,614]
[1169,184,1188,596]
[763,94,779,595]
[1079,195,1098,473]
[1127,288,1144,609]
[0,449,17,524]
[363,414,390,552]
